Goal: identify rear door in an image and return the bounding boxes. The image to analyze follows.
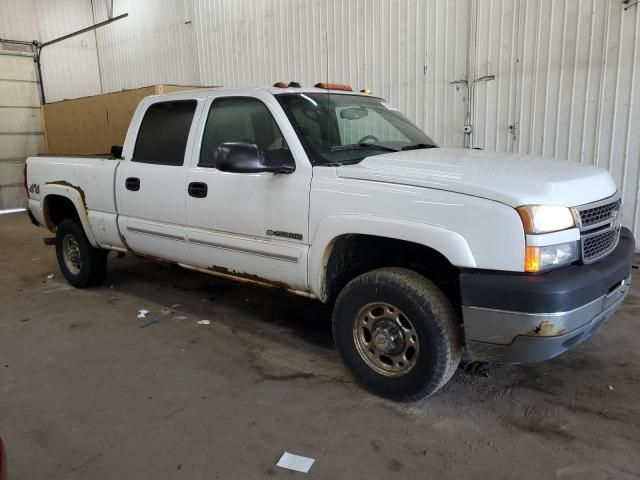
[116,99,201,264]
[185,91,312,290]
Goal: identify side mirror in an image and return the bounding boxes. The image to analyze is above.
[215,142,295,174]
[111,145,123,158]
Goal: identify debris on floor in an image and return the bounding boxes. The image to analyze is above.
[171,303,183,308]
[197,319,211,325]
[137,309,150,319]
[46,274,55,279]
[459,349,490,377]
[141,318,160,328]
[173,315,187,321]
[276,452,315,473]
[608,385,615,391]
[43,286,73,295]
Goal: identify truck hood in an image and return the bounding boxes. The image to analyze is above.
[335,148,617,207]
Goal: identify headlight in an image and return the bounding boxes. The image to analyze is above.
[517,205,575,234]
[525,241,579,272]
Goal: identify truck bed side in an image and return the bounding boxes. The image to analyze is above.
[26,156,124,249]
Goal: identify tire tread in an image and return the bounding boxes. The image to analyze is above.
[333,267,462,400]
[55,219,107,288]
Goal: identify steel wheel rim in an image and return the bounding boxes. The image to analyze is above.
[353,302,420,377]
[62,234,82,275]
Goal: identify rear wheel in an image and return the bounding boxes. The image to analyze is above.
[55,219,107,288]
[332,267,461,400]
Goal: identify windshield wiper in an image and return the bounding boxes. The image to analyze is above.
[401,143,437,151]
[331,143,400,153]
[323,159,365,167]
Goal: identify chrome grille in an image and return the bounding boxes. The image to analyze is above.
[581,228,619,262]
[575,193,622,264]
[579,198,621,228]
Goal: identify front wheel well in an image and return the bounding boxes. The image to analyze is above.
[322,234,461,309]
[43,195,80,230]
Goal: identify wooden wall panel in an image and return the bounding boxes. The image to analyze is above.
[42,85,207,155]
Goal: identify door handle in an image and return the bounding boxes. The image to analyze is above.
[125,177,140,191]
[188,182,208,198]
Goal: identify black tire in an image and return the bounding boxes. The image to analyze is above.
[332,267,461,401]
[55,219,108,288]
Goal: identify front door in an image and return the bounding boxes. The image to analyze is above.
[116,99,200,264]
[185,92,311,290]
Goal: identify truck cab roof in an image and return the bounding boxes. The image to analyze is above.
[146,85,371,102]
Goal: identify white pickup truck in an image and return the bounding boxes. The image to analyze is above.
[25,83,635,400]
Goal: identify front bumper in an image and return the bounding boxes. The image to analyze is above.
[460,227,635,363]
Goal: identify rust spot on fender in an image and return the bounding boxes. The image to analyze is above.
[45,180,88,212]
[526,320,566,337]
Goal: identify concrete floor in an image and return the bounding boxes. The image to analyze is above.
[1,211,640,479]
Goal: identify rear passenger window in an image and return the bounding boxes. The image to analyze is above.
[199,97,287,168]
[133,100,197,166]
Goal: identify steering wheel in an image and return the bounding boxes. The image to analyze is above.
[358,135,380,144]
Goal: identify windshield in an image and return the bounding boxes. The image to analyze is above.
[276,93,437,165]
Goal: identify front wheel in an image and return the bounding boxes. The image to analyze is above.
[332,267,461,400]
[55,219,108,288]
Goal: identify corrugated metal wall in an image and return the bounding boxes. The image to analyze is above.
[92,0,199,92]
[91,0,471,146]
[473,0,640,237]
[0,0,102,102]
[35,0,102,101]
[2,0,639,241]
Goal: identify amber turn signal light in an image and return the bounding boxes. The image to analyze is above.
[524,246,541,272]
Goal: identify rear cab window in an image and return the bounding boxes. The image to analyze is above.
[133,100,197,166]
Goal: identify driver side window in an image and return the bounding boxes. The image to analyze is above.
[199,97,288,168]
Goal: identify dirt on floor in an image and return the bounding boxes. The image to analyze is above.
[1,211,639,480]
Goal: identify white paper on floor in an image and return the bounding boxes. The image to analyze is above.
[137,309,150,318]
[197,319,211,325]
[276,452,315,473]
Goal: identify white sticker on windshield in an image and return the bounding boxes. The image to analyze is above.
[380,101,400,111]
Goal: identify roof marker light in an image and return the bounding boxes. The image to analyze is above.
[314,82,352,91]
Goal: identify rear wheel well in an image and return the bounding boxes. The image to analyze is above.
[323,234,461,310]
[44,195,80,229]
